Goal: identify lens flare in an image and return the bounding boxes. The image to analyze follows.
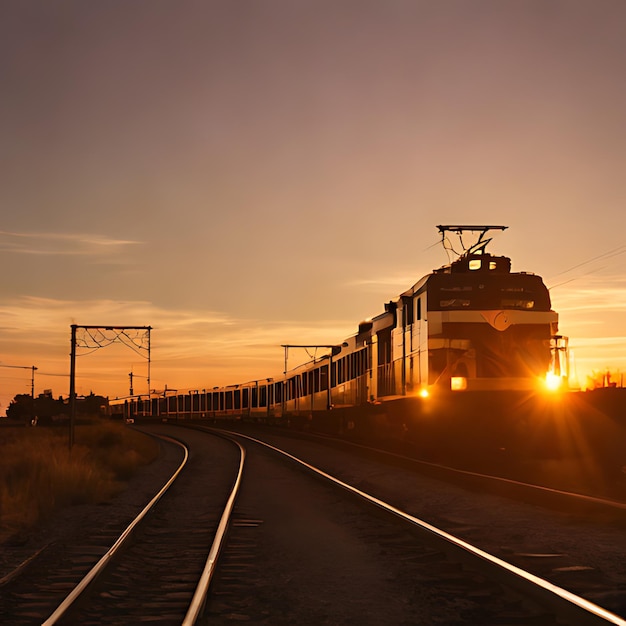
[544,372,563,392]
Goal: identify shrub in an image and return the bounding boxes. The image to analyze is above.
[0,421,159,542]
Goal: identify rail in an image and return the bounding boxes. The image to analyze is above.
[183,434,245,625]
[41,433,189,626]
[224,429,626,626]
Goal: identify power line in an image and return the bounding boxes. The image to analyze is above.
[548,245,626,289]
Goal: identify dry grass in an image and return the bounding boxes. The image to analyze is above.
[0,420,159,542]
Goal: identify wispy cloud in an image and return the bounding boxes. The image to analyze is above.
[0,231,141,256]
[550,274,626,313]
[0,296,358,403]
[345,274,419,291]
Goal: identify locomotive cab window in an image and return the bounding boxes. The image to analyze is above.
[469,258,501,271]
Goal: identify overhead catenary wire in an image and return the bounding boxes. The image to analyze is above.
[547,245,626,290]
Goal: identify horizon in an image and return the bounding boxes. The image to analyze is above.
[2,235,624,410]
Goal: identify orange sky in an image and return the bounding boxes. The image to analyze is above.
[1,1,625,409]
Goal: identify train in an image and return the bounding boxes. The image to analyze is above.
[114,225,626,493]
[119,225,568,423]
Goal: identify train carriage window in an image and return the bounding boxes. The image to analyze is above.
[301,373,307,396]
[220,391,225,411]
[252,386,258,408]
[416,297,421,321]
[226,391,233,410]
[242,388,249,408]
[320,365,329,392]
[331,361,337,387]
[234,389,241,409]
[357,348,366,376]
[259,385,267,407]
[274,382,283,403]
[403,299,414,327]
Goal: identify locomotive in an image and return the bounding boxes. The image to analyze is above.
[124,225,567,425]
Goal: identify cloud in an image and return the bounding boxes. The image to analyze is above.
[550,274,626,313]
[0,295,358,404]
[0,230,141,256]
[345,274,420,292]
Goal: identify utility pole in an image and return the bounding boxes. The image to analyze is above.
[69,325,151,449]
[69,324,77,450]
[281,343,348,410]
[0,363,38,422]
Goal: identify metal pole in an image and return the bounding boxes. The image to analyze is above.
[147,328,151,396]
[328,353,333,410]
[31,365,37,424]
[69,324,77,450]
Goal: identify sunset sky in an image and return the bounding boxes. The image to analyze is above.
[2,1,626,409]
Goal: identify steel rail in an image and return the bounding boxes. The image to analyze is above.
[301,429,626,511]
[41,434,189,626]
[182,434,246,625]
[225,429,626,626]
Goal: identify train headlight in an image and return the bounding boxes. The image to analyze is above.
[418,387,430,399]
[544,372,563,392]
[450,377,467,391]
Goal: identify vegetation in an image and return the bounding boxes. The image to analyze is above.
[5,390,109,424]
[585,369,624,390]
[0,420,159,543]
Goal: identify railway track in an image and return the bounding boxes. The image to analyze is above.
[3,423,625,624]
[0,430,243,625]
[199,423,626,625]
